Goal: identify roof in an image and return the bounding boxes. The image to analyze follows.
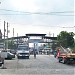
[13,36,28,39]
[8,36,28,40]
[26,33,46,36]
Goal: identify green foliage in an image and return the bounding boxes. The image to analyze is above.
[57,31,74,48]
[71,47,75,53]
[8,40,17,49]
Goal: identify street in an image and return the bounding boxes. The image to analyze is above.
[0,55,75,75]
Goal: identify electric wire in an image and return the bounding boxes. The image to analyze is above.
[0,9,74,16]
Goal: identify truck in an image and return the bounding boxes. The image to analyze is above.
[57,46,75,64]
[16,44,30,59]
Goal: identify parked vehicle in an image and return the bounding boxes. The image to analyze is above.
[17,44,30,59]
[57,46,75,64]
[0,51,15,60]
[6,52,15,59]
[10,49,16,55]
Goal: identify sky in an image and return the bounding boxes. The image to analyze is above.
[0,0,74,38]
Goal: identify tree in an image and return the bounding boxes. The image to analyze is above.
[57,31,74,48]
[7,40,17,49]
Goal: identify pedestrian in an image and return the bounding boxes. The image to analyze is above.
[56,48,61,58]
[33,49,36,59]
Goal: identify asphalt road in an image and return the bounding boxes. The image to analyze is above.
[0,55,75,75]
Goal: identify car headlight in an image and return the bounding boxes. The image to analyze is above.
[18,53,22,56]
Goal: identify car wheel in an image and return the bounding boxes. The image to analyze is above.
[0,63,2,67]
[62,58,67,64]
[58,57,62,63]
[27,56,29,59]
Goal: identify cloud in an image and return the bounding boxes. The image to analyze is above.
[35,0,74,12]
[0,0,74,37]
[10,0,38,12]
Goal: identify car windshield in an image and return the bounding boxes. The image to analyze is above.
[18,46,28,51]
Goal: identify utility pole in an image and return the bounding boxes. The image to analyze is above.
[17,33,18,48]
[12,28,14,49]
[7,22,8,50]
[1,21,7,69]
[13,28,14,37]
[53,33,54,37]
[49,32,51,37]
[4,21,6,50]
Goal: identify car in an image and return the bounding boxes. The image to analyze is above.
[17,51,30,59]
[0,50,15,60]
[6,52,15,59]
[17,44,30,59]
[10,49,16,55]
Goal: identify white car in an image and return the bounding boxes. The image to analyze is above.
[17,45,30,59]
[17,50,30,59]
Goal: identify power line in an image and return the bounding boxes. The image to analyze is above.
[0,9,74,13]
[0,14,74,16]
[0,9,31,14]
[0,9,74,16]
[61,26,75,28]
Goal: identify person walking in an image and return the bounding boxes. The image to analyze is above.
[56,48,61,58]
[33,49,36,59]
